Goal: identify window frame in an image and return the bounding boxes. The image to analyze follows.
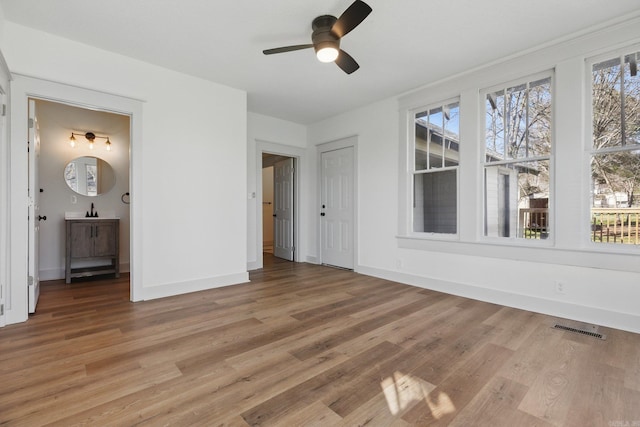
[408,97,461,239]
[586,45,640,251]
[480,70,555,246]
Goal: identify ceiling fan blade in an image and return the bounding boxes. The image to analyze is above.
[332,0,372,38]
[263,44,313,55]
[335,49,360,74]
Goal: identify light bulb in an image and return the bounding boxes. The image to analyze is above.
[106,139,112,151]
[88,141,94,150]
[69,134,76,148]
[317,47,339,63]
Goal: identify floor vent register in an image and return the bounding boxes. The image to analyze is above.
[552,322,607,340]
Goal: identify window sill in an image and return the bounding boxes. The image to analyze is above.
[405,232,459,242]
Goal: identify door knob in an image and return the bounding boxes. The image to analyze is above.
[38,215,47,221]
[320,213,325,216]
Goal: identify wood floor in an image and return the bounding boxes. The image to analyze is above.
[1,255,639,426]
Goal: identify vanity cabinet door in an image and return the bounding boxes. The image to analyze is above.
[69,222,94,258]
[65,219,119,284]
[93,222,117,257]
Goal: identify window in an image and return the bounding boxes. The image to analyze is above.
[590,51,640,245]
[483,74,552,240]
[412,100,460,234]
[64,162,78,192]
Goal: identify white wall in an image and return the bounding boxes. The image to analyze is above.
[247,112,307,269]
[308,98,400,269]
[35,100,131,280]
[308,16,640,333]
[3,22,248,323]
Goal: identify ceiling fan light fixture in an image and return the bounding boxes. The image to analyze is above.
[317,46,339,63]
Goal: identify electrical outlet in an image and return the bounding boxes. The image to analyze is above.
[396,259,403,269]
[555,280,566,295]
[71,195,77,204]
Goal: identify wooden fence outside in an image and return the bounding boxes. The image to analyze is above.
[519,207,640,244]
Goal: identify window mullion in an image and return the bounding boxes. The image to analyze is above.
[525,82,530,158]
[426,116,431,170]
[441,110,445,168]
[503,89,508,159]
[620,55,627,147]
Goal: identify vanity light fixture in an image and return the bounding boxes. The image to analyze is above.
[68,131,112,151]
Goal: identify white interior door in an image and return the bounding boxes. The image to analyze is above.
[27,99,41,313]
[273,158,294,261]
[320,146,354,269]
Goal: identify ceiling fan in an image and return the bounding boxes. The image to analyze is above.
[262,0,372,74]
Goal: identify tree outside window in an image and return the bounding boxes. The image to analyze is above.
[591,51,640,245]
[483,74,552,240]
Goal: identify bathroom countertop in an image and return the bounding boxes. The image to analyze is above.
[64,212,119,220]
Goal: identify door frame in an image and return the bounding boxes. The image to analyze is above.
[254,140,304,270]
[0,52,9,328]
[6,74,143,325]
[317,136,358,271]
[27,99,41,313]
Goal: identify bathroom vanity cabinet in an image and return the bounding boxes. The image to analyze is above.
[65,218,120,283]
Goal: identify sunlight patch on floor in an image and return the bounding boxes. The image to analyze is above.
[381,371,454,418]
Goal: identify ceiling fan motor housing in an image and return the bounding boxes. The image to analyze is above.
[312,15,340,53]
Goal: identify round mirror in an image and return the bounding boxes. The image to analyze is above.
[64,156,115,196]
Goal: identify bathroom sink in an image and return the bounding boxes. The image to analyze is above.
[65,211,119,220]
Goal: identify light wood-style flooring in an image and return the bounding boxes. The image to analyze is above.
[1,255,639,426]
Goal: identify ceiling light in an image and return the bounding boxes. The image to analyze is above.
[316,46,339,63]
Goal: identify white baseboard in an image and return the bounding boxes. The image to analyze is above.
[305,256,318,264]
[357,265,640,335]
[141,272,250,301]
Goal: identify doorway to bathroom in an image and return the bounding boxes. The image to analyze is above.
[27,98,131,313]
[6,74,142,325]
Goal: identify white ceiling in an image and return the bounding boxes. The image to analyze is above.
[1,0,639,124]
